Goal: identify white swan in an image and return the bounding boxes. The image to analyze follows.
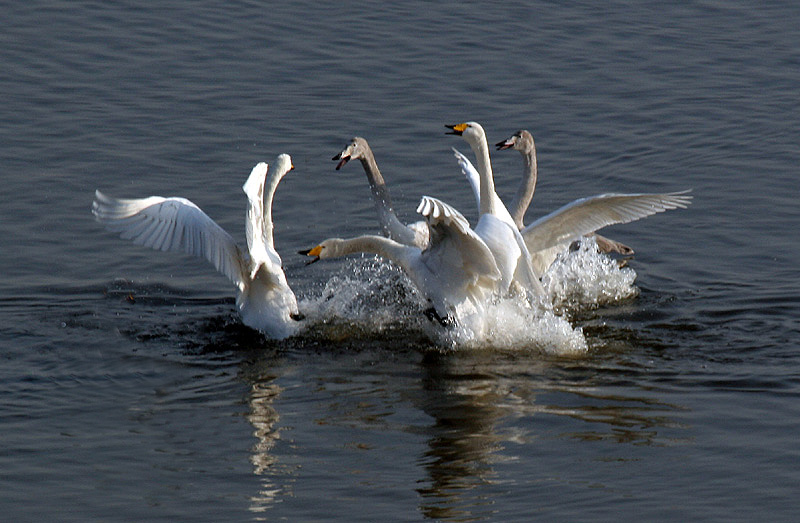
[332,137,430,249]
[449,124,692,276]
[92,154,303,339]
[446,122,543,296]
[302,196,501,326]
[495,129,634,256]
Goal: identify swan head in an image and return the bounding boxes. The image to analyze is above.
[273,153,294,178]
[332,137,369,170]
[496,130,535,153]
[445,121,487,149]
[299,238,343,263]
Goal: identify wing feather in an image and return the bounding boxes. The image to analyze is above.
[522,191,692,253]
[92,190,247,289]
[416,196,500,281]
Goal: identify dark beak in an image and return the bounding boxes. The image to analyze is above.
[496,139,513,150]
[445,124,462,135]
[332,153,350,170]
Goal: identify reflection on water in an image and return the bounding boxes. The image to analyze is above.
[538,387,689,447]
[417,351,512,521]
[247,380,285,517]
[414,347,689,520]
[234,332,686,521]
[98,264,691,520]
[236,351,293,519]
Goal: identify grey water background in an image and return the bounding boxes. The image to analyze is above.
[2,1,799,520]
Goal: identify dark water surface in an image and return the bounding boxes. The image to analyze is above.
[2,1,799,521]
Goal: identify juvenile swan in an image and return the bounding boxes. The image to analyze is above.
[332,137,430,249]
[92,155,302,339]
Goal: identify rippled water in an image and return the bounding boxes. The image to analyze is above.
[2,1,799,521]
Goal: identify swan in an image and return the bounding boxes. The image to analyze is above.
[332,137,430,249]
[448,123,691,276]
[92,154,303,339]
[302,196,501,326]
[446,122,543,297]
[495,129,634,256]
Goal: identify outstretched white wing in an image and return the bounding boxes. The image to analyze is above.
[522,191,692,253]
[92,190,247,290]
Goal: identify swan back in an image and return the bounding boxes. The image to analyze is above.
[416,196,500,283]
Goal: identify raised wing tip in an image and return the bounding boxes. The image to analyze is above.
[91,190,111,219]
[664,190,693,208]
[242,162,269,198]
[417,195,471,234]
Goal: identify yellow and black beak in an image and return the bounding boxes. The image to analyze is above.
[298,245,322,265]
[445,123,469,135]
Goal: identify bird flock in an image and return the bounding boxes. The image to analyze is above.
[92,121,691,342]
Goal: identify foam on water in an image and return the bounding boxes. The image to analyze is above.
[428,295,589,355]
[294,242,641,355]
[298,257,425,333]
[542,237,639,316]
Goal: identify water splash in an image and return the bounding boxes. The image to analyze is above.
[429,295,589,355]
[298,257,426,334]
[294,247,641,355]
[542,236,639,316]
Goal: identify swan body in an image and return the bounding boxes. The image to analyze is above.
[333,137,429,249]
[446,121,543,296]
[303,196,501,325]
[92,155,302,339]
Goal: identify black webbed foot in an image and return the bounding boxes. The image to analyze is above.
[423,307,454,327]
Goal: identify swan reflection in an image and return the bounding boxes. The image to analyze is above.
[236,326,687,520]
[415,347,686,520]
[243,371,292,518]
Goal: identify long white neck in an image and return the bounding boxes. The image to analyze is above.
[509,141,537,229]
[328,235,411,270]
[261,168,287,251]
[468,134,497,216]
